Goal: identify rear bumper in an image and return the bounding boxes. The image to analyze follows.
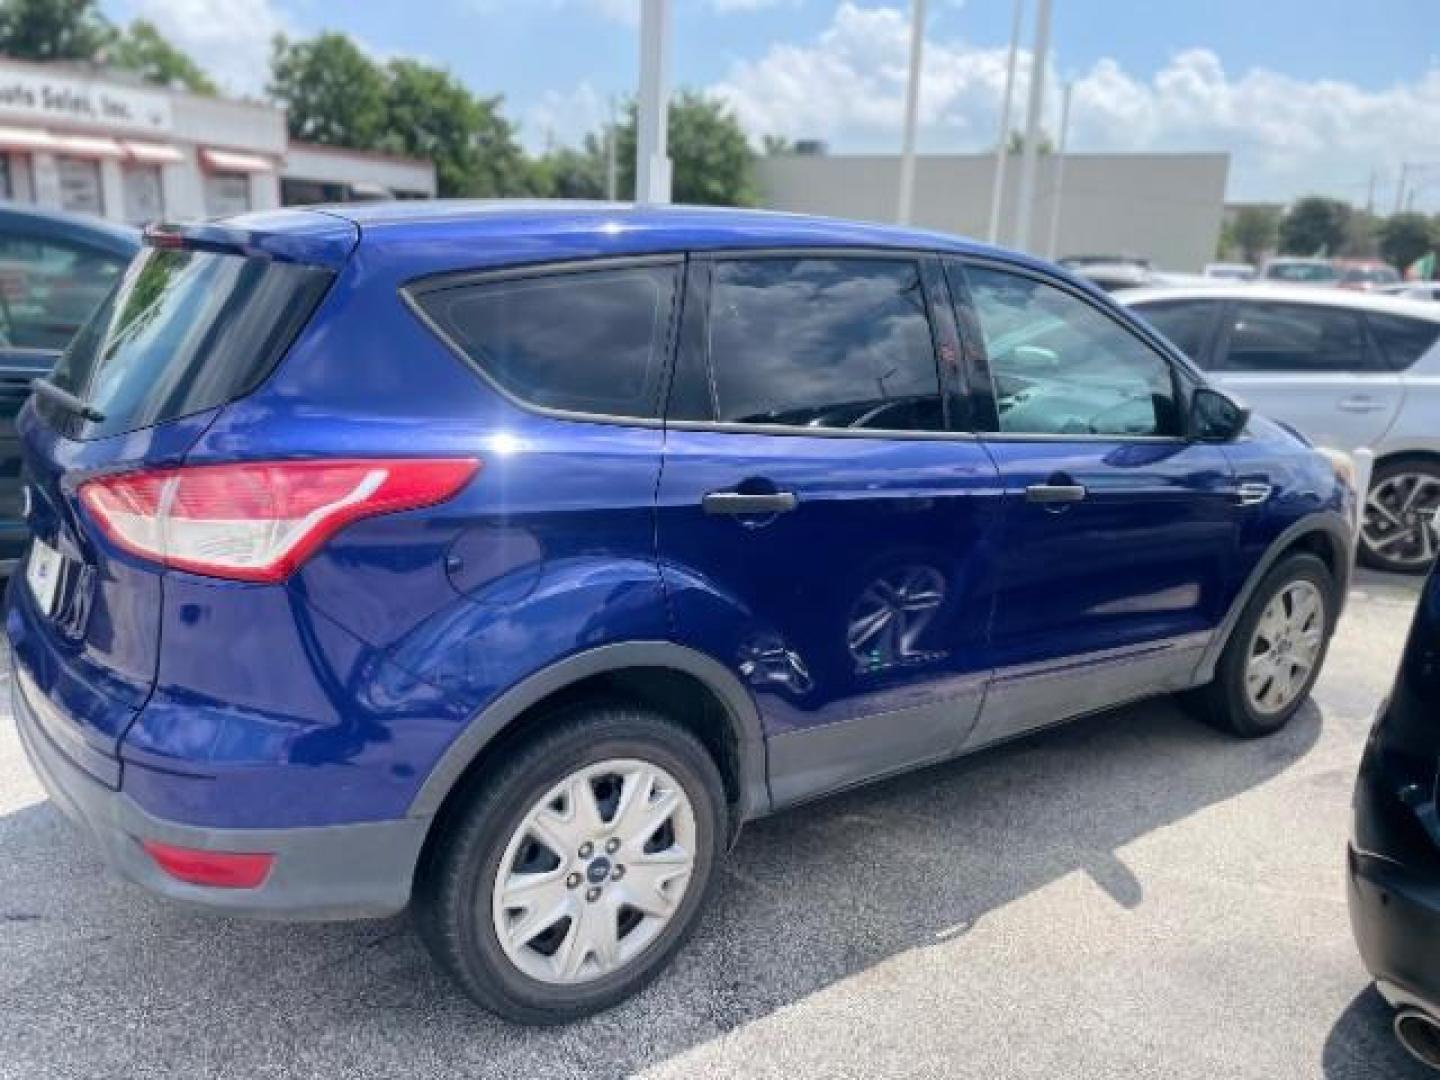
[13,667,429,920]
[1347,844,1440,1017]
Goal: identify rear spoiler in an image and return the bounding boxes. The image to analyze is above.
[144,210,358,271]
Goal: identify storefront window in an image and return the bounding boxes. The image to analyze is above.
[0,154,12,199]
[122,164,164,224]
[204,172,250,217]
[57,157,103,215]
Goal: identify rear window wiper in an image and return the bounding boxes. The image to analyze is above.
[31,378,105,424]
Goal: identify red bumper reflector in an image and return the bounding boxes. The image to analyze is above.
[141,840,275,889]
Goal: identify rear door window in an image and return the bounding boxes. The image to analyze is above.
[44,245,333,439]
[410,263,679,419]
[1219,302,1375,373]
[1365,312,1440,371]
[703,256,946,432]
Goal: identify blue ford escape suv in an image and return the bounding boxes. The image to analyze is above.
[10,202,1355,1023]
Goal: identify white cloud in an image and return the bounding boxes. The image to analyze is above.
[129,0,291,97]
[710,2,1440,206]
[523,80,612,153]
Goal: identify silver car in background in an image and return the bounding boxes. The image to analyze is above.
[1119,283,1440,573]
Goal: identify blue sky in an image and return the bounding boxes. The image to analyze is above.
[99,0,1440,209]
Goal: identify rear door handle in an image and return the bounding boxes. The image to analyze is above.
[702,491,798,515]
[1025,483,1087,505]
[1338,395,1388,413]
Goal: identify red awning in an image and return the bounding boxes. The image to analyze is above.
[0,127,56,152]
[122,140,185,166]
[51,134,124,159]
[200,148,274,173]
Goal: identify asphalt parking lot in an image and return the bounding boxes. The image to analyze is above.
[0,569,1432,1080]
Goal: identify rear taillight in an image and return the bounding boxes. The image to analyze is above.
[79,458,479,583]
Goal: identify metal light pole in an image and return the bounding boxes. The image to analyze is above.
[986,0,1024,244]
[1045,80,1073,259]
[1012,0,1052,253]
[896,0,927,225]
[636,0,672,204]
[605,95,618,201]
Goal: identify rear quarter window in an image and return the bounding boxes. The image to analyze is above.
[45,246,332,439]
[409,263,680,419]
[1365,312,1440,371]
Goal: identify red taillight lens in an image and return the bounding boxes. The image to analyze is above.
[141,840,274,889]
[79,458,479,583]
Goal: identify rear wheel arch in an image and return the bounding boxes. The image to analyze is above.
[409,643,768,844]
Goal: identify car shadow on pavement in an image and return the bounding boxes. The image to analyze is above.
[0,695,1326,1078]
[1323,985,1433,1079]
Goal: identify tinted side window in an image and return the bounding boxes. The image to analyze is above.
[964,264,1180,437]
[0,235,126,350]
[1131,300,1215,365]
[707,257,944,432]
[1366,312,1440,371]
[414,264,679,419]
[1222,302,1373,373]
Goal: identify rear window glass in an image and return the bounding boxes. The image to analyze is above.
[411,264,679,419]
[45,246,332,439]
[1366,312,1440,371]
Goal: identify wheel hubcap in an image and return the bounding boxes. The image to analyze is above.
[490,758,696,986]
[1245,580,1325,715]
[1362,473,1440,569]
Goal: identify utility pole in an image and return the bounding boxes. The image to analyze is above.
[1045,80,1073,259]
[636,0,672,204]
[1012,0,1052,253]
[1395,162,1412,215]
[896,0,927,225]
[605,95,618,201]
[986,0,1024,244]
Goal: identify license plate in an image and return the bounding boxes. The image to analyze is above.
[25,538,63,616]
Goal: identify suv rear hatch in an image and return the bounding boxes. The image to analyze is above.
[10,212,352,786]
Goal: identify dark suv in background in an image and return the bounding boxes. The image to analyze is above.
[0,204,137,567]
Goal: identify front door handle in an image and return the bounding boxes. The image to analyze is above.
[702,490,798,516]
[1338,395,1388,413]
[1025,483,1087,505]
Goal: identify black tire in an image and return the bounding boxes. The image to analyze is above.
[413,705,727,1024]
[1359,457,1440,575]
[1189,553,1335,738]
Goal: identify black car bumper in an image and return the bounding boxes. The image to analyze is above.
[1349,702,1440,1016]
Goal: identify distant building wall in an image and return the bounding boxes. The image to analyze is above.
[754,152,1231,272]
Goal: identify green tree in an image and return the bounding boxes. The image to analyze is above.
[534,139,607,200]
[380,58,491,197]
[110,19,215,94]
[1005,129,1054,154]
[616,91,755,206]
[1278,196,1352,256]
[761,134,793,156]
[0,0,111,62]
[1378,212,1436,272]
[1228,205,1280,264]
[269,32,388,149]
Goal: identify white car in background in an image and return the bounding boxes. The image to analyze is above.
[1119,283,1440,573]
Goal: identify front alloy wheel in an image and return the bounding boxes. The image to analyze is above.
[1244,580,1325,715]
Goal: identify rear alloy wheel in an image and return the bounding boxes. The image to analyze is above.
[1360,461,1440,574]
[415,707,725,1024]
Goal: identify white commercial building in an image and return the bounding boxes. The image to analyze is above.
[755,151,1231,273]
[0,58,436,224]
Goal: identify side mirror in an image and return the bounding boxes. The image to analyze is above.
[1189,386,1250,442]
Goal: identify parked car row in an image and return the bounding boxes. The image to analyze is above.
[1119,283,1440,574]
